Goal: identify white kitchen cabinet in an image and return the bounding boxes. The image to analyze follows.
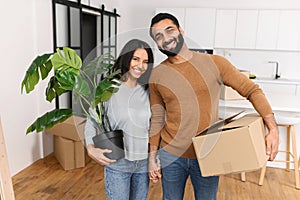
[256,10,280,50]
[258,82,297,96]
[297,85,300,96]
[235,10,258,49]
[277,10,300,51]
[214,9,237,48]
[185,8,216,49]
[155,8,186,29]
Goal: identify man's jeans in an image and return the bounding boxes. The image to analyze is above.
[159,149,219,200]
[104,158,149,200]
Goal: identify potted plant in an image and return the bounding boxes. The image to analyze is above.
[21,47,125,160]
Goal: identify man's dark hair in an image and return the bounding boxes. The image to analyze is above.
[149,13,180,39]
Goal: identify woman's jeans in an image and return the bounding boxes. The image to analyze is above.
[159,149,219,200]
[104,158,149,200]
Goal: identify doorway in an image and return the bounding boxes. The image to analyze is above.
[82,13,97,61]
[52,0,119,109]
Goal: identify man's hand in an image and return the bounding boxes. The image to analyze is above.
[148,145,162,183]
[87,144,116,166]
[148,159,161,183]
[265,128,279,161]
[263,114,279,161]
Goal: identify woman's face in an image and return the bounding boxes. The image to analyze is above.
[128,48,149,80]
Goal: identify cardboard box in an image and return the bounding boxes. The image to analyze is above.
[47,115,89,170]
[54,136,75,170]
[220,70,249,100]
[54,136,89,170]
[46,115,86,141]
[192,113,268,177]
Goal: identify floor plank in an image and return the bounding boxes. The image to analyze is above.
[12,154,300,200]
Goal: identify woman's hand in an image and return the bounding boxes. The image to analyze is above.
[148,160,161,183]
[148,148,161,184]
[87,144,116,166]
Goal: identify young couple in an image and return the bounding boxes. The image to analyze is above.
[85,13,279,200]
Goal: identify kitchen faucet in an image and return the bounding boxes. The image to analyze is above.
[268,61,280,79]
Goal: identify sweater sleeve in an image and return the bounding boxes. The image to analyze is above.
[149,71,165,148]
[211,55,274,117]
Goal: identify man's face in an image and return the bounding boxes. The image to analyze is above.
[151,19,184,57]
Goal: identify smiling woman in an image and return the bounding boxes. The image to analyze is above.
[127,48,149,81]
[84,38,154,200]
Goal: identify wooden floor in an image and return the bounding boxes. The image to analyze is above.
[12,154,300,200]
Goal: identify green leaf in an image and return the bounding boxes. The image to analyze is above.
[83,53,115,78]
[21,53,53,94]
[104,69,121,80]
[26,109,73,134]
[45,76,68,102]
[94,82,118,107]
[51,47,82,73]
[73,74,91,97]
[56,70,77,87]
[40,59,53,80]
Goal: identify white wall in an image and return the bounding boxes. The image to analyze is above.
[0,0,54,176]
[117,0,300,34]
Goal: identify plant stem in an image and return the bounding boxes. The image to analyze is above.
[81,70,96,88]
[103,105,112,131]
[75,91,102,125]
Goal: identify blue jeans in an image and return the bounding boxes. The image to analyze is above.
[104,158,149,200]
[159,149,219,200]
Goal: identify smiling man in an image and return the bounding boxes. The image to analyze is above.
[147,13,279,200]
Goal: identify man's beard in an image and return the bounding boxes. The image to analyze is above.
[159,33,184,57]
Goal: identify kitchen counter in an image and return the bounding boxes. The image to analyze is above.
[252,77,300,85]
[219,94,300,114]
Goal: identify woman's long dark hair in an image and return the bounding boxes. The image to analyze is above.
[112,39,154,90]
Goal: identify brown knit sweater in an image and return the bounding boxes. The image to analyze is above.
[149,51,273,158]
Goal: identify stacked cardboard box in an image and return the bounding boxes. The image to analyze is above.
[46,115,89,170]
[192,113,268,177]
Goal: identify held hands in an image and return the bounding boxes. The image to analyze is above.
[148,159,162,184]
[87,144,116,166]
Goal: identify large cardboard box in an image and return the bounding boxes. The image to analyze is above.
[192,113,268,177]
[46,115,89,170]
